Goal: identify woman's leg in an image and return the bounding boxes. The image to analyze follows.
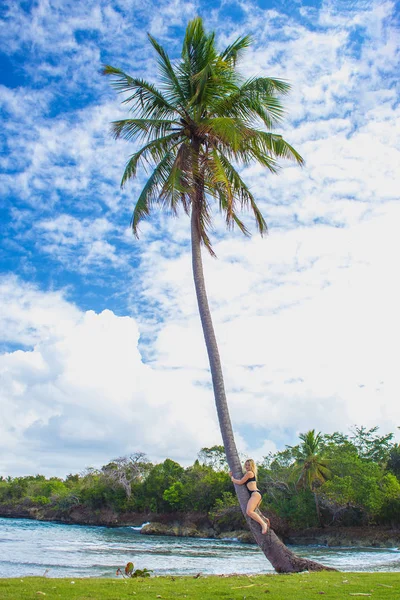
[246,493,269,534]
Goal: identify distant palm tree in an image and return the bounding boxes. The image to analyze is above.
[293,430,331,525]
[104,17,331,573]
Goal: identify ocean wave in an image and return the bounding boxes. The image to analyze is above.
[130,521,151,531]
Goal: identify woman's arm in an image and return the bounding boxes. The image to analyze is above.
[229,471,253,486]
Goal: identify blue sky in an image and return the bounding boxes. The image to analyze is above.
[1,0,399,476]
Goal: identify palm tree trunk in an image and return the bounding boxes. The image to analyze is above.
[190,203,334,573]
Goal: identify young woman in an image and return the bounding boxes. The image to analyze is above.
[230,459,269,534]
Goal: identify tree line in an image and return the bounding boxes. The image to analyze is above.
[1,426,399,529]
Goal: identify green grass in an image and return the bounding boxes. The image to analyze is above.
[0,573,399,599]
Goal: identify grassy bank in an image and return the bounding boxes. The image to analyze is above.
[0,572,399,599]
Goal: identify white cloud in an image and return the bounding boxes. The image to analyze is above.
[137,202,400,446]
[0,276,81,348]
[148,0,198,36]
[0,277,220,476]
[34,215,128,271]
[1,96,129,209]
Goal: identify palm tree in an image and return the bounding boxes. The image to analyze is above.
[293,430,331,526]
[104,17,333,573]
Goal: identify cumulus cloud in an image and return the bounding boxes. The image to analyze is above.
[34,215,128,271]
[0,277,221,476]
[138,202,400,446]
[0,276,81,349]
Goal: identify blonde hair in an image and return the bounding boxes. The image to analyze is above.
[245,458,258,478]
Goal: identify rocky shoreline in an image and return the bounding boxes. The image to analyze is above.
[284,526,400,549]
[0,504,399,548]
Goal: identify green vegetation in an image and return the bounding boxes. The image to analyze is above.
[0,427,399,530]
[0,573,399,600]
[289,429,331,526]
[116,562,152,578]
[261,426,400,529]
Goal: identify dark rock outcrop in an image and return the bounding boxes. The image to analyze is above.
[284,526,400,548]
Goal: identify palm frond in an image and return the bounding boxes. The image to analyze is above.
[218,153,268,235]
[223,138,280,174]
[203,150,268,236]
[256,132,304,165]
[210,77,290,127]
[121,133,181,187]
[103,65,181,119]
[242,76,291,96]
[147,34,188,108]
[181,17,206,77]
[207,150,235,226]
[220,35,252,66]
[131,152,177,235]
[199,117,254,151]
[198,201,216,257]
[189,62,214,109]
[111,118,180,143]
[159,143,193,214]
[215,189,250,236]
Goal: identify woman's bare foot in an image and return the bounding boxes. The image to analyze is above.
[261,518,270,535]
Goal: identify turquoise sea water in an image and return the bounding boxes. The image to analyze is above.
[0,518,399,578]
